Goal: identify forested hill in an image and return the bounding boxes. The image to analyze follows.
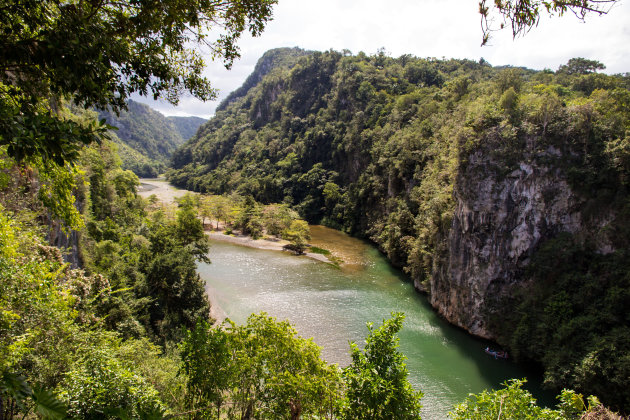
[168,49,630,412]
[167,115,207,140]
[99,100,205,177]
[216,47,312,111]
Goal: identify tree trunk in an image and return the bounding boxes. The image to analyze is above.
[289,399,302,420]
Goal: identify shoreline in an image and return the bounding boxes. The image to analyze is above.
[136,178,335,325]
[204,230,332,325]
[206,230,332,264]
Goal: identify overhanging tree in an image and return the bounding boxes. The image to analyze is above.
[0,0,277,165]
[479,0,618,45]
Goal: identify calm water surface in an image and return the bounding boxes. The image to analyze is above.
[198,226,550,419]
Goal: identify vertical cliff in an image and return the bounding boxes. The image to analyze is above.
[167,49,630,409]
[431,147,584,338]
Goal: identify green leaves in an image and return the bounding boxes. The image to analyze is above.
[32,386,68,420]
[0,371,68,420]
[342,313,423,420]
[0,0,277,167]
[181,314,343,419]
[449,379,614,419]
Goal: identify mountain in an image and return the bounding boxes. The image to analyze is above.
[167,116,207,140]
[98,100,190,176]
[168,49,630,411]
[216,47,312,112]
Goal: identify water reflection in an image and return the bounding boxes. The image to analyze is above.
[198,226,552,418]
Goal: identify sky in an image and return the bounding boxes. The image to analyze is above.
[134,0,630,118]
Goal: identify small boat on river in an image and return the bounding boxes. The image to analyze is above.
[485,347,509,359]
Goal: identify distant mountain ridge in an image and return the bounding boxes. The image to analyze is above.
[98,100,205,176]
[167,115,207,140]
[216,47,312,112]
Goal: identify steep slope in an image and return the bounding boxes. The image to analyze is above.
[216,47,312,112]
[168,50,630,411]
[99,100,186,176]
[167,115,207,140]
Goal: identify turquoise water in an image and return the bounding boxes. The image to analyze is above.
[197,227,551,418]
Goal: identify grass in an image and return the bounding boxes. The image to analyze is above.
[309,246,331,255]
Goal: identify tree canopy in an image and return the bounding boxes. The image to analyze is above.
[0,0,276,165]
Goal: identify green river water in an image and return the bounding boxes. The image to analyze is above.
[197,225,552,419]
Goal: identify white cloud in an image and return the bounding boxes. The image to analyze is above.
[134,0,630,117]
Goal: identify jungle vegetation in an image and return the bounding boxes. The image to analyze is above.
[168,49,630,412]
[97,100,205,177]
[1,0,628,417]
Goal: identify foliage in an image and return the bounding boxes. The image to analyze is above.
[77,142,210,344]
[167,116,207,141]
[0,0,276,166]
[478,0,618,45]
[283,220,311,254]
[0,371,67,420]
[181,314,343,419]
[58,351,165,420]
[490,234,630,413]
[558,57,606,75]
[342,313,422,419]
[450,379,608,419]
[98,100,198,177]
[0,201,173,419]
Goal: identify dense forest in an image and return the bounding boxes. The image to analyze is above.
[168,48,630,412]
[98,100,205,177]
[2,0,629,416]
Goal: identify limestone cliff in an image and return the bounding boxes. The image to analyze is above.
[429,131,618,338]
[167,51,630,407]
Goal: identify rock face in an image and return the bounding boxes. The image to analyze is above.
[429,142,609,339]
[216,47,311,112]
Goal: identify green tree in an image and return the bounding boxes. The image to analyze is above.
[180,314,343,419]
[198,195,214,228]
[238,196,264,239]
[0,0,277,165]
[58,351,164,420]
[449,379,611,419]
[175,205,210,262]
[180,321,234,419]
[263,203,299,237]
[282,220,311,255]
[558,57,606,75]
[342,313,422,420]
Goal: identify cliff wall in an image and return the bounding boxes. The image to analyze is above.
[167,49,630,409]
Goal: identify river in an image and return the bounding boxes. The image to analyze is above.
[198,225,552,419]
[138,179,550,418]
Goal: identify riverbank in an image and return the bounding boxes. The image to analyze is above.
[207,230,332,264]
[138,178,333,265]
[138,177,194,203]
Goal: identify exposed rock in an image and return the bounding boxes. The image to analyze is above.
[429,141,612,339]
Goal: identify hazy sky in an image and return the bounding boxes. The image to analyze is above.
[134,0,630,118]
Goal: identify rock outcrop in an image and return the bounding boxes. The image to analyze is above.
[429,139,614,338]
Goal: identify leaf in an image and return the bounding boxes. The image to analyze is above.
[1,371,32,410]
[32,386,68,420]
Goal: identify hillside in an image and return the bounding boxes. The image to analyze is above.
[216,47,312,112]
[168,50,630,411]
[99,100,205,176]
[167,115,207,140]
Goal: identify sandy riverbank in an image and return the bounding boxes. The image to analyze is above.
[206,230,332,264]
[137,178,194,204]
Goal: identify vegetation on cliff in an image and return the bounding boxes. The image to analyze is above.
[167,116,208,141]
[2,0,628,414]
[168,48,630,412]
[98,100,206,177]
